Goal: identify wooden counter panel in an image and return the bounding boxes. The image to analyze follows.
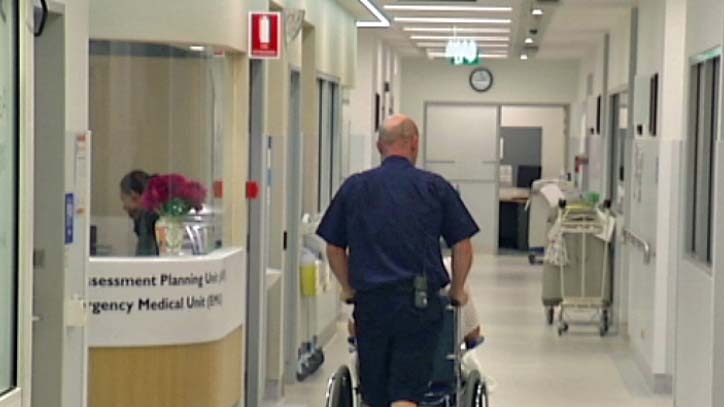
[89,327,243,407]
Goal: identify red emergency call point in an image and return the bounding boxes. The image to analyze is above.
[249,12,282,59]
[246,181,260,200]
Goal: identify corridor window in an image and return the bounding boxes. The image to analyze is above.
[89,41,232,257]
[0,0,18,394]
[686,55,720,264]
[317,78,341,211]
[609,92,628,211]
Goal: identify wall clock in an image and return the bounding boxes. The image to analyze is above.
[470,68,494,92]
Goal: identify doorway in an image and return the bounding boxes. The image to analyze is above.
[246,58,269,407]
[0,0,19,405]
[32,9,89,407]
[498,126,542,252]
[497,105,567,253]
[283,69,303,384]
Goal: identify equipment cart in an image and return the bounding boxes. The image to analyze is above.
[545,200,615,336]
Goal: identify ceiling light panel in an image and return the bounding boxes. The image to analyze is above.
[394,17,512,24]
[384,5,512,12]
[415,42,509,48]
[403,27,511,34]
[427,52,508,59]
[410,35,510,41]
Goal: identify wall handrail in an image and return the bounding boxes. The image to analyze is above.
[622,228,655,264]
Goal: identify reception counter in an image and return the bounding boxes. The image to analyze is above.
[87,248,246,407]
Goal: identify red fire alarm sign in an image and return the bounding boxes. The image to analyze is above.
[249,12,282,59]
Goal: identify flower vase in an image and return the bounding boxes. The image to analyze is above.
[156,216,186,256]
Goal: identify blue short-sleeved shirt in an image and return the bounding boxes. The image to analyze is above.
[316,156,480,292]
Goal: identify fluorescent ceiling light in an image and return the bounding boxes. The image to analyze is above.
[384,5,512,12]
[189,45,206,52]
[357,0,390,28]
[426,48,509,55]
[416,42,509,48]
[525,37,534,44]
[403,27,511,34]
[423,46,509,54]
[520,54,529,60]
[410,35,510,42]
[428,51,508,59]
[532,8,544,16]
[395,17,511,24]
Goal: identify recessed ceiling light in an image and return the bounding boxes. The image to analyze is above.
[189,45,206,52]
[384,5,512,12]
[525,37,534,44]
[416,42,509,48]
[532,8,544,16]
[403,27,511,34]
[520,54,529,60]
[410,35,510,42]
[395,17,512,25]
[357,0,391,28]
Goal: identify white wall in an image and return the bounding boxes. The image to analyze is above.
[501,106,567,179]
[345,31,403,174]
[675,0,724,405]
[609,10,632,91]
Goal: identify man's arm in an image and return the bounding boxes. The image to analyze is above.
[449,239,473,304]
[326,244,355,301]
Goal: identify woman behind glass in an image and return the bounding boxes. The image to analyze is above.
[119,170,159,256]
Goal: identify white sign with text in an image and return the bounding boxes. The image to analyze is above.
[88,248,246,347]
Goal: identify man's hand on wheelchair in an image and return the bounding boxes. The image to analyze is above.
[449,286,469,307]
[341,286,356,304]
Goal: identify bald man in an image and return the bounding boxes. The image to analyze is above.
[317,115,479,407]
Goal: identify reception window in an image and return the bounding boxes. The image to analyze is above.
[0,0,18,395]
[89,41,232,257]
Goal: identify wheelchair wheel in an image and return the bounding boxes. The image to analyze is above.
[464,371,489,407]
[325,366,354,407]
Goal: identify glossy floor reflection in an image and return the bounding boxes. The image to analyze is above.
[277,254,673,407]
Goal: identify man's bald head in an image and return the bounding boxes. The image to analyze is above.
[377,115,420,163]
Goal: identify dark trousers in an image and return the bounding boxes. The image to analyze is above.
[353,282,443,407]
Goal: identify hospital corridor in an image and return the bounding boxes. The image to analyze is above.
[283,255,673,407]
[3,1,724,407]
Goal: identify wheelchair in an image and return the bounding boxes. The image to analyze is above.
[325,298,489,407]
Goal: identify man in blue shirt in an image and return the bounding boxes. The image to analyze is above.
[317,114,479,407]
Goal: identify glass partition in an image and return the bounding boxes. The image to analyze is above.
[0,0,18,395]
[89,41,231,257]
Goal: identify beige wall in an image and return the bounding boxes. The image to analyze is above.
[90,0,356,85]
[274,0,357,86]
[400,58,579,161]
[90,0,251,52]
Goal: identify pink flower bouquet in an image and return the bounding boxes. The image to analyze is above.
[142,174,207,217]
